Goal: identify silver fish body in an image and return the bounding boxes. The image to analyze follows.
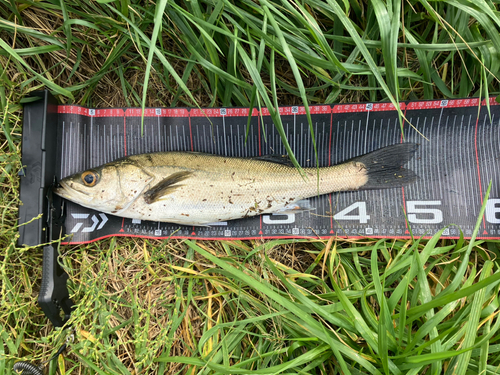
[54,144,418,225]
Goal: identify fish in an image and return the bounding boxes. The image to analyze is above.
[54,143,418,225]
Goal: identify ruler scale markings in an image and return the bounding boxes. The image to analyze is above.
[65,129,71,177]
[466,114,475,218]
[429,115,437,202]
[202,125,207,153]
[138,122,142,154]
[117,124,121,159]
[230,125,234,157]
[407,117,415,198]
[365,110,369,152]
[105,125,109,163]
[495,115,500,198]
[301,121,306,165]
[481,113,490,231]
[222,115,227,156]
[158,117,161,152]
[481,114,490,215]
[61,121,65,177]
[97,124,101,165]
[216,126,220,155]
[392,117,400,220]
[72,122,77,173]
[67,121,72,175]
[182,126,186,152]
[488,115,497,199]
[450,115,460,217]
[384,118,392,219]
[169,125,173,151]
[195,125,200,152]
[481,113,490,214]
[162,125,166,151]
[459,115,468,218]
[487,114,495,197]
[237,126,242,157]
[110,124,114,165]
[422,116,428,202]
[175,125,179,151]
[376,118,384,224]
[357,119,362,158]
[90,118,94,167]
[84,123,88,171]
[469,115,482,217]
[481,114,491,198]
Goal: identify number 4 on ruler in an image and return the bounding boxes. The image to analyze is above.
[333,202,370,223]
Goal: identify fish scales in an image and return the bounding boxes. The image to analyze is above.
[54,144,418,225]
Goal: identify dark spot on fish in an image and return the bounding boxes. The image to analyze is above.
[229,197,233,204]
[111,210,117,214]
[202,199,207,202]
[102,190,105,193]
[134,190,137,193]
[258,209,263,213]
[181,213,189,216]
[209,185,214,187]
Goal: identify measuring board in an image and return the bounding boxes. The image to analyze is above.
[19,95,500,244]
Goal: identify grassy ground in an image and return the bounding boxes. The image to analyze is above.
[1,0,500,374]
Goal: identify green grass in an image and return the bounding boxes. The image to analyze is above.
[2,0,500,374]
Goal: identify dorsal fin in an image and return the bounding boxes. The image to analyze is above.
[251,154,294,167]
[144,171,192,204]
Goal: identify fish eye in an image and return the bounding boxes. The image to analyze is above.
[81,170,99,187]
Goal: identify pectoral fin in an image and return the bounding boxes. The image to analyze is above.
[144,171,192,204]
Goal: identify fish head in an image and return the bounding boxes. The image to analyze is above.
[54,161,153,213]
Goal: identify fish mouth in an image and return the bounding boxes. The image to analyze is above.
[53,180,90,200]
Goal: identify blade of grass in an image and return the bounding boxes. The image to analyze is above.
[140,0,169,136]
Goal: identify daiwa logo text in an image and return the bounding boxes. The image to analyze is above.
[70,213,108,233]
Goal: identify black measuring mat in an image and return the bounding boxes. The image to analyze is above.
[51,99,500,243]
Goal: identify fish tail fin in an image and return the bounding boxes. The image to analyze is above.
[352,143,419,189]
